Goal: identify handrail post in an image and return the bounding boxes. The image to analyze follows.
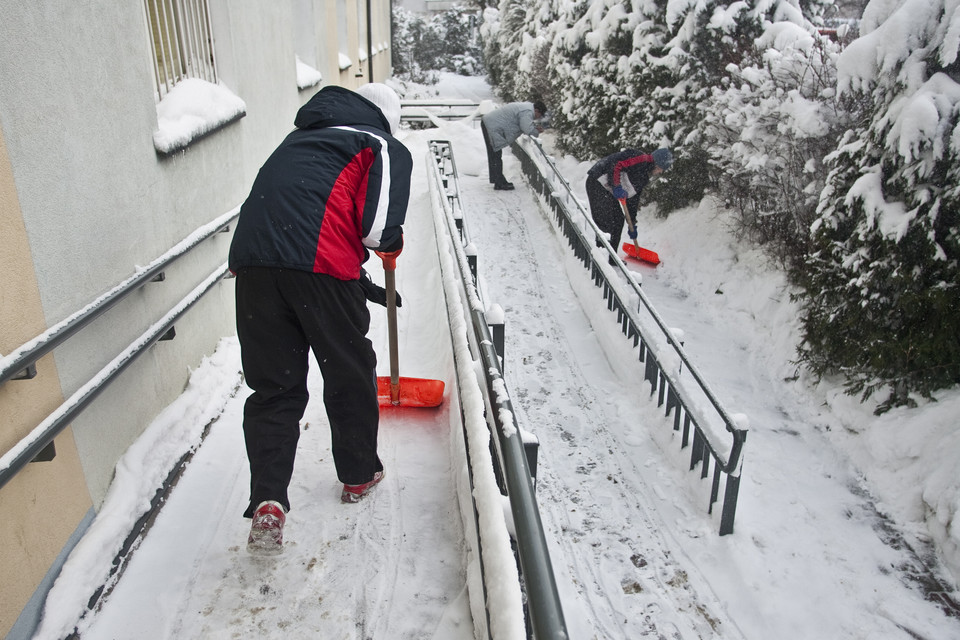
[487,303,505,376]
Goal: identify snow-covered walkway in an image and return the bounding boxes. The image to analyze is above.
[35,75,960,640]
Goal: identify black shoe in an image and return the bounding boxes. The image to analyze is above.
[493,181,515,191]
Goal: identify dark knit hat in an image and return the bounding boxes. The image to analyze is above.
[652,148,674,171]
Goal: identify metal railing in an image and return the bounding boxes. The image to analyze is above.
[514,137,748,536]
[427,139,568,639]
[400,100,482,125]
[0,208,238,490]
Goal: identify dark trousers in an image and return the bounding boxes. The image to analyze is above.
[235,267,381,517]
[481,121,505,185]
[586,177,639,249]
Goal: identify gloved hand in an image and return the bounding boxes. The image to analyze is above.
[612,185,628,200]
[359,269,402,308]
[375,248,402,270]
[627,228,638,240]
[375,234,403,270]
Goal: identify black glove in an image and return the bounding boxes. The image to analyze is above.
[359,269,402,307]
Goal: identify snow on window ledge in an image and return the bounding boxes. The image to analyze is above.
[296,56,322,90]
[153,78,247,157]
[338,52,352,71]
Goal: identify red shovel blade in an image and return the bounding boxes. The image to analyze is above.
[377,376,445,408]
[622,242,661,266]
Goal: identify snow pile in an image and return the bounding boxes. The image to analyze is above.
[153,78,246,155]
[295,55,322,90]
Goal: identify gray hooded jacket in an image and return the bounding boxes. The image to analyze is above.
[481,102,540,151]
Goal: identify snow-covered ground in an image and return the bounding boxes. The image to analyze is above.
[35,74,960,639]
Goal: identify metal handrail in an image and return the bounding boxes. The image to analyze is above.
[0,208,238,386]
[427,139,568,639]
[514,137,747,535]
[0,207,239,489]
[0,264,230,490]
[400,100,482,124]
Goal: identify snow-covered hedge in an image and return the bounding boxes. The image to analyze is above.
[480,0,960,411]
[393,6,483,84]
[800,0,960,411]
[701,20,853,269]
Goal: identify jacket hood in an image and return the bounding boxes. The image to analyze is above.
[294,85,392,132]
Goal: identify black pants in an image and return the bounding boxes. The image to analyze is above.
[481,121,505,185]
[586,177,639,249]
[235,267,381,517]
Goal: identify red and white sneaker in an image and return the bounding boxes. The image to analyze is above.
[247,500,286,555]
[341,470,385,503]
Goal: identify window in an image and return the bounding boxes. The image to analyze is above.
[143,0,244,155]
[144,0,218,99]
[337,0,352,71]
[356,0,367,78]
[293,0,323,90]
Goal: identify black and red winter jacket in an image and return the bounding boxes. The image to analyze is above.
[229,86,412,280]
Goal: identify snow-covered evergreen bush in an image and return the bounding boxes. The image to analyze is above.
[799,0,960,412]
[641,1,802,211]
[483,0,534,101]
[479,7,505,89]
[701,19,854,269]
[488,0,809,212]
[392,5,483,84]
[480,0,959,410]
[541,0,640,157]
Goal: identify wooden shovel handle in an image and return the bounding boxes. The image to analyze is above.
[383,263,401,405]
[619,198,642,254]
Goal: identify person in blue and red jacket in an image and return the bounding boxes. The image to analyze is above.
[585,148,673,254]
[228,83,411,555]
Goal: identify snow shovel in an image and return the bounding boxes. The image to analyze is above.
[619,198,660,266]
[375,251,445,408]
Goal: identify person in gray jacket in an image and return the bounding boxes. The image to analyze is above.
[480,100,547,190]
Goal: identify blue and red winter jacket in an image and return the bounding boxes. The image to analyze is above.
[586,149,657,199]
[229,86,412,280]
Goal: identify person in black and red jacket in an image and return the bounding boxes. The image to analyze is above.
[585,148,673,255]
[228,83,411,554]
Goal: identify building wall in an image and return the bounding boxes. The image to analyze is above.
[0,115,94,640]
[0,0,393,636]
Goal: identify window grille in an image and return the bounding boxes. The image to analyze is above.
[144,0,218,99]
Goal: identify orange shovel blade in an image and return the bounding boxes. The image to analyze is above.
[622,242,661,266]
[377,376,445,408]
